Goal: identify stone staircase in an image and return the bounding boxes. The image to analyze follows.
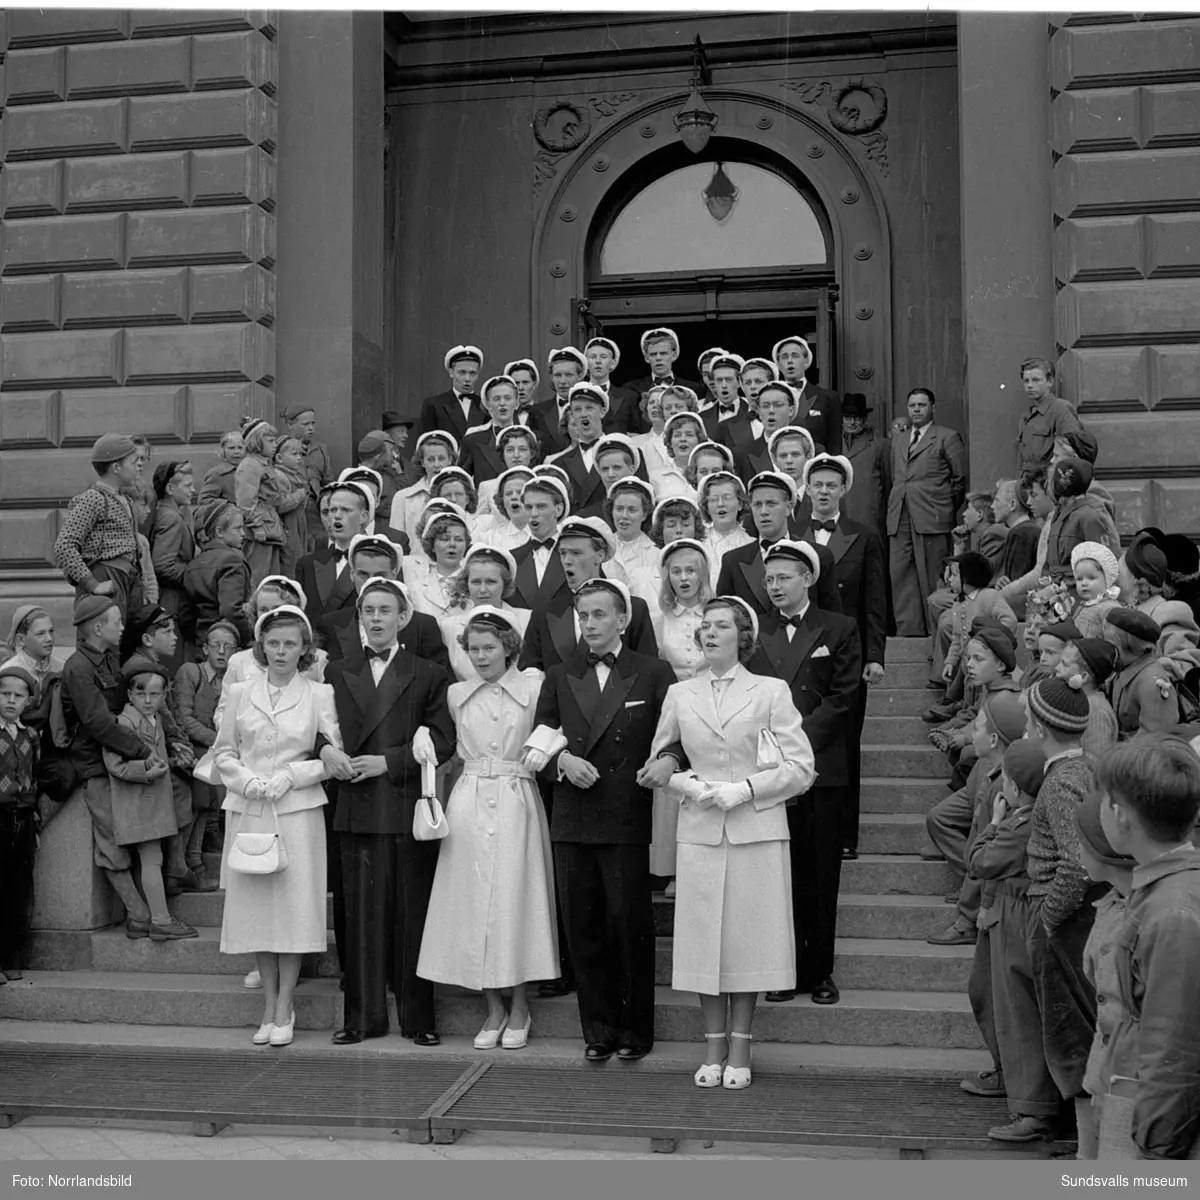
[2,637,981,1055]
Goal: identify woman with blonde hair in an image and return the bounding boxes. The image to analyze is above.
[403,508,472,619]
[440,545,531,680]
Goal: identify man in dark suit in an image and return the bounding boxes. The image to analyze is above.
[734,383,822,484]
[417,345,487,442]
[773,335,842,455]
[527,346,587,457]
[623,327,702,416]
[544,384,610,518]
[525,578,676,1061]
[884,387,968,636]
[717,471,841,617]
[458,374,534,484]
[584,336,641,435]
[509,476,572,611]
[296,481,372,638]
[800,454,888,860]
[321,535,450,672]
[751,540,862,1006]
[702,353,757,455]
[520,515,658,670]
[336,467,410,551]
[324,578,456,1046]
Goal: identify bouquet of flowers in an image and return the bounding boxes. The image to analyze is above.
[1025,577,1074,635]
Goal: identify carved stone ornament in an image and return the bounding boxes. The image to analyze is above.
[781,77,890,175]
[533,92,639,200]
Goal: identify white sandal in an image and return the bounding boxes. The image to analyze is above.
[723,1032,752,1090]
[694,1033,727,1088]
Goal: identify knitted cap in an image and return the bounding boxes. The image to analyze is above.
[1074,792,1136,869]
[73,593,119,627]
[90,433,137,465]
[1002,740,1047,801]
[1071,540,1118,589]
[1027,676,1090,734]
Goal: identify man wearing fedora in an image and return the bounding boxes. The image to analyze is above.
[381,411,422,490]
[840,393,885,535]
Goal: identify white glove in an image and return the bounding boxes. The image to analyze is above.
[710,781,752,812]
[262,771,291,802]
[522,748,550,772]
[412,726,437,767]
[672,773,714,808]
[243,777,268,802]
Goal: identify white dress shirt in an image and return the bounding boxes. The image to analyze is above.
[812,511,840,547]
[781,599,811,641]
[457,391,473,424]
[363,640,398,684]
[531,538,554,584]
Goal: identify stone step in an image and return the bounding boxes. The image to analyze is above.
[885,637,933,663]
[861,745,946,778]
[170,890,335,930]
[862,715,934,747]
[86,927,340,977]
[841,854,954,896]
[654,893,953,940]
[859,777,948,815]
[0,971,343,1030]
[435,984,982,1049]
[859,813,927,856]
[651,936,971,992]
[874,661,935,690]
[867,688,936,718]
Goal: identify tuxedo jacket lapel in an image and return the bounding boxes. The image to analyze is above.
[566,667,601,739]
[739,552,769,611]
[540,552,566,606]
[361,656,413,742]
[548,608,578,665]
[584,663,637,756]
[513,547,539,608]
[314,555,337,605]
[828,524,858,565]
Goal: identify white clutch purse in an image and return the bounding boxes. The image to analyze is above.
[412,758,447,841]
[757,729,783,768]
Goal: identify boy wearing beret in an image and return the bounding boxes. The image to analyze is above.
[1107,608,1180,737]
[54,433,146,620]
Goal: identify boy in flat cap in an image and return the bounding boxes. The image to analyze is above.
[54,434,146,621]
[356,431,398,518]
[282,405,334,552]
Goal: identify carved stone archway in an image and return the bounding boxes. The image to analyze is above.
[532,88,892,412]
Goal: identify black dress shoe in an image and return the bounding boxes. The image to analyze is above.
[538,979,572,998]
[410,1031,441,1047]
[617,1046,649,1061]
[764,989,797,1002]
[842,847,858,861]
[810,978,840,1005]
[332,1029,362,1045]
[584,1042,614,1062]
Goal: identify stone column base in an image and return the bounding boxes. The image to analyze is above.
[32,792,125,933]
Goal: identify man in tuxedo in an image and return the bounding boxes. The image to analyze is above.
[624,327,702,409]
[702,353,756,455]
[520,515,658,670]
[734,383,813,483]
[696,346,727,406]
[545,383,610,518]
[717,471,841,617]
[458,373,530,484]
[527,346,587,457]
[584,336,641,435]
[509,476,572,611]
[337,466,410,551]
[885,387,968,636]
[772,335,842,455]
[417,345,487,442]
[296,481,372,638]
[526,578,676,1061]
[324,578,455,1046]
[751,540,861,1006]
[800,453,888,859]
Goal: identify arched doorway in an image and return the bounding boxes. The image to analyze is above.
[534,89,892,423]
[583,144,839,389]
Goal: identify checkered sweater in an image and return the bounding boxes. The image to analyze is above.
[1026,754,1094,930]
[53,483,138,587]
[0,723,39,810]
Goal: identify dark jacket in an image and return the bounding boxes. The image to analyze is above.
[296,546,357,635]
[150,496,195,625]
[519,593,659,671]
[1000,518,1041,583]
[61,643,151,780]
[747,604,862,788]
[324,647,455,836]
[1109,847,1200,1159]
[526,398,570,457]
[508,537,569,611]
[1044,495,1115,581]
[198,462,238,505]
[417,389,486,444]
[323,605,450,675]
[702,400,757,456]
[182,544,251,644]
[842,427,885,534]
[458,423,509,484]
[534,647,676,844]
[715,539,843,619]
[795,383,843,456]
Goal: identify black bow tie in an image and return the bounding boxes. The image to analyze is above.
[586,651,616,670]
[531,538,554,551]
[363,645,392,661]
[331,547,347,562]
[812,519,837,532]
[782,613,807,629]
[458,392,480,404]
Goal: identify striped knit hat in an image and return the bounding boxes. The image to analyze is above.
[1027,676,1090,734]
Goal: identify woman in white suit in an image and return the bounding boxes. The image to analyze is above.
[212,605,348,1047]
[643,596,814,1090]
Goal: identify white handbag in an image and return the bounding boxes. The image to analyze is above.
[227,803,289,875]
[757,729,784,768]
[412,758,448,842]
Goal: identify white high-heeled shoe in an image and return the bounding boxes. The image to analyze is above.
[252,1020,274,1046]
[723,1032,752,1090]
[694,1033,728,1088]
[501,1014,531,1049]
[269,1012,295,1047]
[474,1015,508,1050]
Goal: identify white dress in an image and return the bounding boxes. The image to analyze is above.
[417,667,559,989]
[213,673,341,955]
[439,604,532,681]
[403,558,466,619]
[648,604,706,875]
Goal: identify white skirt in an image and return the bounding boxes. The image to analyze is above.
[672,837,795,995]
[649,789,678,876]
[220,805,327,955]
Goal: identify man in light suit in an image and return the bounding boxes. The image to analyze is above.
[750,540,862,1006]
[885,388,968,636]
[527,578,676,1062]
[324,578,455,1046]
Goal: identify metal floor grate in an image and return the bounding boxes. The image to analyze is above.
[0,1046,479,1130]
